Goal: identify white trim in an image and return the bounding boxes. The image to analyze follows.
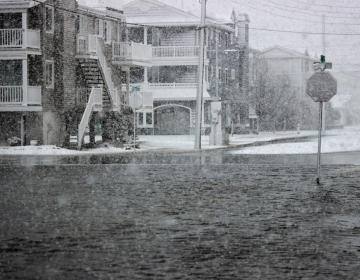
[45,60,54,88]
[45,5,54,34]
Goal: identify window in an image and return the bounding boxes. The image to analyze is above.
[138,112,143,125]
[45,6,54,33]
[230,33,234,44]
[95,19,103,37]
[146,113,152,125]
[218,33,222,47]
[224,69,228,86]
[231,69,235,80]
[218,67,221,83]
[104,21,111,43]
[45,61,54,88]
[77,15,87,35]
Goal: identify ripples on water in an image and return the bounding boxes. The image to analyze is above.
[1,164,360,279]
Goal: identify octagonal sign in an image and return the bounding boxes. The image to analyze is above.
[306,72,337,102]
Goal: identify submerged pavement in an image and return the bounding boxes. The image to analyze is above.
[1,163,360,279]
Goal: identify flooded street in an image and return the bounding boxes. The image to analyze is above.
[1,148,360,279]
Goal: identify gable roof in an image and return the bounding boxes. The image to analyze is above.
[124,0,201,25]
[123,0,236,29]
[259,45,317,61]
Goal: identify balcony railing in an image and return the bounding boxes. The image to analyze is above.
[149,83,197,88]
[152,46,199,58]
[113,42,152,62]
[0,86,41,105]
[0,29,40,48]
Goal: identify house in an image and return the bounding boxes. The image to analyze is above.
[256,45,317,99]
[121,0,250,135]
[0,0,130,147]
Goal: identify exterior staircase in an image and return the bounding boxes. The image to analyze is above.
[77,58,112,109]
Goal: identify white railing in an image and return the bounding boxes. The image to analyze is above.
[76,87,92,104]
[0,86,23,104]
[77,34,87,53]
[149,83,197,88]
[0,86,41,105]
[27,86,41,104]
[152,46,199,58]
[78,86,102,149]
[0,29,22,47]
[76,35,118,107]
[113,42,152,62]
[27,30,40,48]
[0,29,40,48]
[96,37,117,106]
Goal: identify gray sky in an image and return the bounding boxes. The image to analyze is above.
[119,0,360,93]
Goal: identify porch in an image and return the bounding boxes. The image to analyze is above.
[0,85,41,111]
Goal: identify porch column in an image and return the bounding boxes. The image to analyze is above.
[21,115,26,146]
[143,27,149,89]
[22,12,27,48]
[22,59,28,105]
[201,101,205,127]
[144,26,148,45]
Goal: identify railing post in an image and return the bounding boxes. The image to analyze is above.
[22,59,27,105]
[22,13,27,48]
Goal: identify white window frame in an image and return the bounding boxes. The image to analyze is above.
[104,20,111,44]
[77,15,87,35]
[45,61,54,88]
[224,68,228,86]
[95,18,103,37]
[231,69,235,80]
[45,5,54,33]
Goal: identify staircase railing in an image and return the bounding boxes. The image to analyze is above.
[78,86,102,149]
[92,35,117,107]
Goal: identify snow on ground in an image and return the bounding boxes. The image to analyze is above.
[231,126,360,155]
[0,126,359,156]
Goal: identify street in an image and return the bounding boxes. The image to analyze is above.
[1,148,360,279]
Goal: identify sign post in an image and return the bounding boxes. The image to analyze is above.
[306,56,337,184]
[129,92,143,153]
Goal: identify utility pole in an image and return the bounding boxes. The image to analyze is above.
[194,0,206,149]
[322,14,326,134]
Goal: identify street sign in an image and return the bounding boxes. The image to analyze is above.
[129,92,143,110]
[306,71,337,102]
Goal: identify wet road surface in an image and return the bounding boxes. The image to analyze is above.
[1,148,360,279]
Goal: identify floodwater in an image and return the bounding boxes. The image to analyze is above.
[1,146,360,279]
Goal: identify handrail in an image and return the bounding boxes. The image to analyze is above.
[78,86,102,149]
[95,36,117,106]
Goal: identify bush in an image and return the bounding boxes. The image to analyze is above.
[7,136,21,146]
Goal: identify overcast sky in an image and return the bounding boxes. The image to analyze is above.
[122,0,360,93]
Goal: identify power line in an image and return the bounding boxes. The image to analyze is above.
[250,26,360,35]
[232,0,360,25]
[265,0,360,16]
[289,0,360,9]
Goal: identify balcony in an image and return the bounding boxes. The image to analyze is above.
[0,86,42,111]
[152,45,205,66]
[113,42,152,67]
[0,29,40,49]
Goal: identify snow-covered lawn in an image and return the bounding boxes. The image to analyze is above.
[231,126,360,155]
[0,126,359,156]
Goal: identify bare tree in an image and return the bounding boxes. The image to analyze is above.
[249,58,299,132]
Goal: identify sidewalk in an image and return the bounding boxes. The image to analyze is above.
[0,129,321,156]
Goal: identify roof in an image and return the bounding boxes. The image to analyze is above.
[123,0,237,30]
[258,45,318,61]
